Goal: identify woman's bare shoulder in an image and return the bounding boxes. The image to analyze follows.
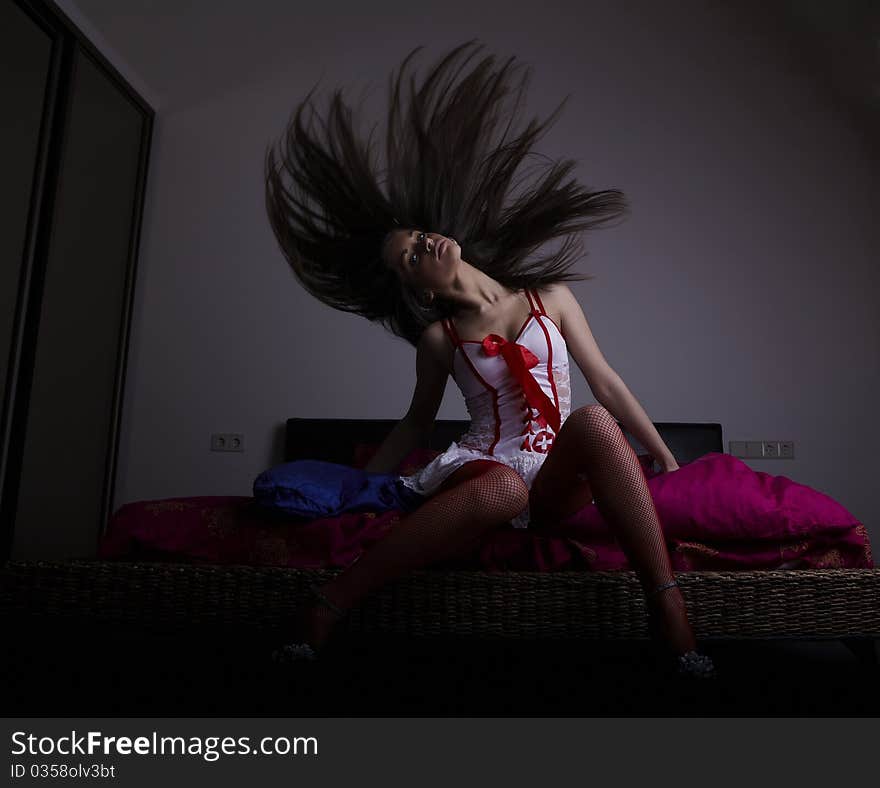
[533,283,570,323]
[419,320,455,376]
[419,319,447,348]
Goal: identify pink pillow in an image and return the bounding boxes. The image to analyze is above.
[559,452,866,545]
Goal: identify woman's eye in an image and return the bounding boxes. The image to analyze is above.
[410,232,426,266]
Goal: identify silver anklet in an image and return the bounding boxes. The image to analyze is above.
[650,579,678,597]
[309,584,345,617]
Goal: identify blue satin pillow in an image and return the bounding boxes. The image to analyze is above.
[253,460,425,519]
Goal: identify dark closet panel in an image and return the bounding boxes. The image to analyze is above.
[0,0,54,510]
[12,43,146,560]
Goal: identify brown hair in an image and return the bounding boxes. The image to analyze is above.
[265,39,629,347]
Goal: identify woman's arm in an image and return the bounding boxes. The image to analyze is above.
[363,417,432,474]
[364,322,450,474]
[551,284,678,471]
[548,283,616,400]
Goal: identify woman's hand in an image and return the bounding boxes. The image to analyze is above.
[660,460,680,474]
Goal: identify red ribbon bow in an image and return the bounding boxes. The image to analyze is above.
[481,334,561,434]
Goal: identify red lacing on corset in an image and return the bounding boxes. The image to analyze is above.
[480,331,561,436]
[443,290,562,450]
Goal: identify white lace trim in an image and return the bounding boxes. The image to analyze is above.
[551,362,571,422]
[398,359,572,530]
[398,446,546,529]
[457,389,497,451]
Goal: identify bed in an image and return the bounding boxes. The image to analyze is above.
[1,418,878,663]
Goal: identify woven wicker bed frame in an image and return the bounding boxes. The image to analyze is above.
[1,418,878,663]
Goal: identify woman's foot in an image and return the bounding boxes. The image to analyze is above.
[271,585,346,663]
[646,580,716,679]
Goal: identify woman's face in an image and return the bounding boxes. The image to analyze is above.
[383,228,460,294]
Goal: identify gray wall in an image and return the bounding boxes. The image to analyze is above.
[63,0,879,549]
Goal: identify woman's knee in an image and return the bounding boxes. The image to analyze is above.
[469,465,529,518]
[566,404,616,435]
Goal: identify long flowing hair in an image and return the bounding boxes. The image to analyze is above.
[265,39,629,347]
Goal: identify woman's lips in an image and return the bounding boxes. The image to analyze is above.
[437,239,447,258]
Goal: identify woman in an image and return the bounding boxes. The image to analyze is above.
[264,40,715,678]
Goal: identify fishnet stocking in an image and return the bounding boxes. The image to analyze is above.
[293,460,529,651]
[530,405,697,656]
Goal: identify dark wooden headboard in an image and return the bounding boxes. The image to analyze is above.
[285,418,723,466]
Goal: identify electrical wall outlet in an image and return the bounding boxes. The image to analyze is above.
[728,440,794,459]
[211,433,245,452]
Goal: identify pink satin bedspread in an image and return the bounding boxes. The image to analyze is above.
[99,453,873,572]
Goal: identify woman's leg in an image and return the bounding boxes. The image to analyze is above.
[529,405,697,656]
[295,460,529,650]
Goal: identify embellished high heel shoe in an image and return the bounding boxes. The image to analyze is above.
[271,584,346,664]
[647,579,717,680]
